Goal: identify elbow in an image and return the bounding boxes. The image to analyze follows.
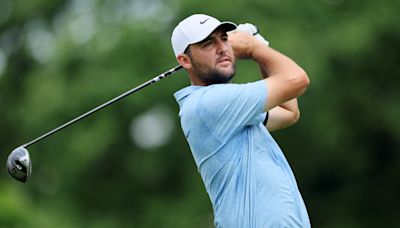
[301,69,310,89]
[292,69,310,96]
[298,69,310,90]
[292,110,300,124]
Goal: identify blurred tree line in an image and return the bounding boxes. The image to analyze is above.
[0,0,399,227]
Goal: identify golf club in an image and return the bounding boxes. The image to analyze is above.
[6,65,183,183]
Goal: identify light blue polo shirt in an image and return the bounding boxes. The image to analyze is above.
[174,80,310,228]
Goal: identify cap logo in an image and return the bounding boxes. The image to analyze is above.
[200,18,209,24]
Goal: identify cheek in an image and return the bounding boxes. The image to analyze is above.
[194,53,214,67]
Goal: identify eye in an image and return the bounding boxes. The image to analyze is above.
[202,40,212,47]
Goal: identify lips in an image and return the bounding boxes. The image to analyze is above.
[217,56,231,64]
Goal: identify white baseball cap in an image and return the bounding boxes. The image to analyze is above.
[171,14,237,57]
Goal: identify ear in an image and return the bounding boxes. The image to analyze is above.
[176,53,192,69]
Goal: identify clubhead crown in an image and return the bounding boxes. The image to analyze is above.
[7,147,32,183]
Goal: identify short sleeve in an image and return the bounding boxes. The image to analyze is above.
[198,80,267,139]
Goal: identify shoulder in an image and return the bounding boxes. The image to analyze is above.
[195,82,262,114]
[195,84,239,106]
[180,81,266,114]
[200,81,266,103]
[198,82,259,98]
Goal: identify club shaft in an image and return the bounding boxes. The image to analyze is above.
[22,65,183,148]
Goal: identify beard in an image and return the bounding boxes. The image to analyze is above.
[190,57,236,86]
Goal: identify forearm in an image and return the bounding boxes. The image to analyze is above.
[265,98,300,132]
[279,98,299,114]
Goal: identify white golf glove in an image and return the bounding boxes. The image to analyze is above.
[236,23,269,46]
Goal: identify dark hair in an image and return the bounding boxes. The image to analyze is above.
[184,46,192,58]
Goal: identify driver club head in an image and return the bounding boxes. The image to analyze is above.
[7,147,32,183]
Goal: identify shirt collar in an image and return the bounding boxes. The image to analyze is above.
[174,85,203,104]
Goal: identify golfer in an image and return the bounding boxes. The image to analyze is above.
[172,14,311,227]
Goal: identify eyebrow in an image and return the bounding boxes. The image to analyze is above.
[198,36,213,45]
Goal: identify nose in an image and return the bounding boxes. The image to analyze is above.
[215,38,228,54]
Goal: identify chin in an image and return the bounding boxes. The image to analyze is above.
[220,65,235,77]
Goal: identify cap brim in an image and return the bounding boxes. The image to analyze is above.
[193,22,237,44]
[218,22,237,33]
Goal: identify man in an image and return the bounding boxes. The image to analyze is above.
[171,14,310,227]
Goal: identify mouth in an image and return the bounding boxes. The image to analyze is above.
[217,56,232,65]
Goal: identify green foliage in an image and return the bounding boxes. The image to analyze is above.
[1,0,399,227]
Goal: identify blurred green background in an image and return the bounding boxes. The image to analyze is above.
[0,0,399,227]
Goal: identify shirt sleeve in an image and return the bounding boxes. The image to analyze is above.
[198,80,267,140]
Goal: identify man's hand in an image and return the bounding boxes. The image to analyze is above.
[236,23,269,46]
[228,30,261,59]
[228,23,269,60]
